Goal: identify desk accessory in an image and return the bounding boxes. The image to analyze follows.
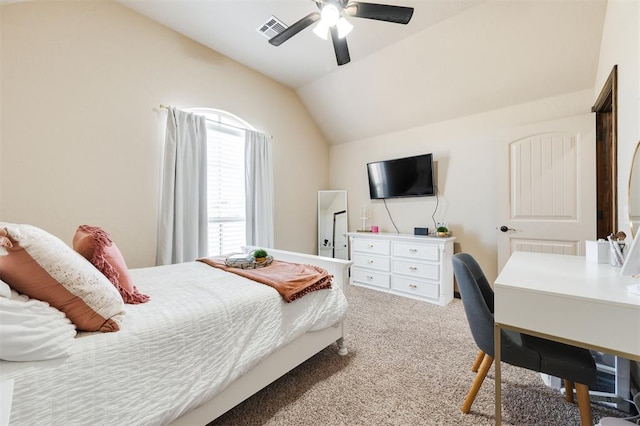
[620,231,640,276]
[586,240,609,263]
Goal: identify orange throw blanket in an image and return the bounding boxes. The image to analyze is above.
[197,257,332,303]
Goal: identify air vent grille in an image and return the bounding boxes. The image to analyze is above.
[257,16,288,39]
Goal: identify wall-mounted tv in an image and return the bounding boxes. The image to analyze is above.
[367,153,435,199]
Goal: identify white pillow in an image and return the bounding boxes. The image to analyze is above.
[0,222,125,332]
[0,291,77,361]
[0,278,10,298]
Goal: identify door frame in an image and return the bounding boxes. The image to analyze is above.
[592,65,618,239]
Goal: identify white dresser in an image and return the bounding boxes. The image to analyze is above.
[347,232,455,306]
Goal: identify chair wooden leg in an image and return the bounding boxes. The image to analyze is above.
[471,350,485,373]
[564,379,574,403]
[575,383,592,426]
[461,354,494,414]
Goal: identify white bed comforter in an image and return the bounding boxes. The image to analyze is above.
[0,261,348,425]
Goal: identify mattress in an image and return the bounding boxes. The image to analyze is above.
[0,261,348,425]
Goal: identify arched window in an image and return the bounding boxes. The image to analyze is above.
[189,108,254,256]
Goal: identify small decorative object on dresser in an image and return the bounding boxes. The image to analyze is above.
[347,232,455,306]
[436,226,450,237]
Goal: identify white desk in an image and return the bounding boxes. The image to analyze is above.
[493,252,640,425]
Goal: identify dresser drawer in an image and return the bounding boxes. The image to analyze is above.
[393,259,439,280]
[393,241,439,261]
[352,268,390,289]
[392,276,439,299]
[352,253,391,272]
[353,238,391,256]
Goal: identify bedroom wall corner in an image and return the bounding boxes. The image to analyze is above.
[594,0,640,240]
[594,0,640,397]
[329,90,594,284]
[0,0,329,266]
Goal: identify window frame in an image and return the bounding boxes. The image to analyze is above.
[188,108,254,256]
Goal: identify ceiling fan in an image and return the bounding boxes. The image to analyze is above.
[268,0,414,66]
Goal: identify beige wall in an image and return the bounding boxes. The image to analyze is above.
[330,90,594,282]
[330,0,639,285]
[595,0,640,395]
[1,0,637,280]
[595,0,640,238]
[0,0,329,267]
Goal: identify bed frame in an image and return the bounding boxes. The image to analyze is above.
[170,247,352,425]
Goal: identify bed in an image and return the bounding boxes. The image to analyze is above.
[0,227,352,425]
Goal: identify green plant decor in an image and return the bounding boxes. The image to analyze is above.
[436,226,450,237]
[253,248,268,260]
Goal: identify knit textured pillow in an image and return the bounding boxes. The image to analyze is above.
[0,223,124,332]
[73,225,149,304]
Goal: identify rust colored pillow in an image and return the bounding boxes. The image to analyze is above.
[0,223,124,332]
[73,225,149,304]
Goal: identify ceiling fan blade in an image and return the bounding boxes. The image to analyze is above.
[345,2,414,24]
[268,12,321,46]
[330,27,351,66]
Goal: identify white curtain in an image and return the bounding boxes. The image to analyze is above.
[156,107,208,265]
[245,130,274,248]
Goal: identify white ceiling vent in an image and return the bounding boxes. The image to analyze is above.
[257,16,288,39]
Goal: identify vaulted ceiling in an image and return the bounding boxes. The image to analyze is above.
[118,0,607,145]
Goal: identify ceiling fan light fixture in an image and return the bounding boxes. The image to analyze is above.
[269,0,414,66]
[320,4,340,26]
[336,17,353,39]
[312,21,330,40]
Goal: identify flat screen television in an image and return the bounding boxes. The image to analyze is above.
[367,153,435,199]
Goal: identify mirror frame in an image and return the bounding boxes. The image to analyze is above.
[317,190,348,259]
[628,141,640,238]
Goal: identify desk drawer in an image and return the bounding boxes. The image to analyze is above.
[353,254,391,272]
[353,239,391,256]
[392,276,438,299]
[352,268,390,289]
[393,259,439,280]
[393,242,439,261]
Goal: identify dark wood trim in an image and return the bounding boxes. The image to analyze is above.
[592,65,618,238]
[592,65,617,113]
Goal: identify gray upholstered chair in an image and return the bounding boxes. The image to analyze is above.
[452,253,597,426]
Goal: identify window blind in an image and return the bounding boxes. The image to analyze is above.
[205,120,246,256]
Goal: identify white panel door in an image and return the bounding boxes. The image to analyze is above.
[497,115,596,271]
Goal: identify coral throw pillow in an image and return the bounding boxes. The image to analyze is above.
[0,223,124,332]
[73,225,149,304]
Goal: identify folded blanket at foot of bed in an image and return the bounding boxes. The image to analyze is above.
[197,257,332,302]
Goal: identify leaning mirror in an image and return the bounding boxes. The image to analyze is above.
[629,141,640,238]
[317,190,348,260]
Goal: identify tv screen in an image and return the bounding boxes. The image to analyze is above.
[367,153,435,199]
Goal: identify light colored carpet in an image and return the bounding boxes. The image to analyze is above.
[211,284,629,425]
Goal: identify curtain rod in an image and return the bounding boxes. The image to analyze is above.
[158,104,254,133]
